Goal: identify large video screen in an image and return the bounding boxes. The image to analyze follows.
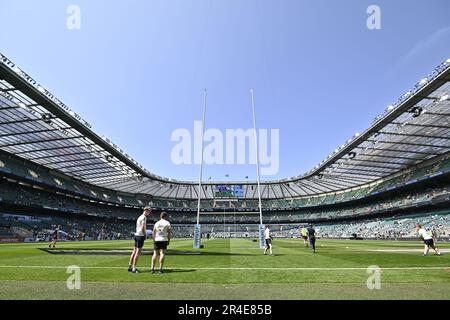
[214,185,244,198]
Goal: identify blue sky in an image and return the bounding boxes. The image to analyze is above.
[1,0,449,182]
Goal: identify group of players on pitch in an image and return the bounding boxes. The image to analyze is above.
[264,224,317,256]
[263,223,441,256]
[128,209,442,272]
[128,207,173,274]
[127,208,320,273]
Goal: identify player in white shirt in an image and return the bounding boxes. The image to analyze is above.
[415,223,441,256]
[151,211,172,273]
[128,207,152,273]
[263,225,273,256]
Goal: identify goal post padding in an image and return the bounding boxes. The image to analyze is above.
[193,224,201,249]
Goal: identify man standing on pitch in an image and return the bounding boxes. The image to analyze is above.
[151,211,172,273]
[416,223,441,256]
[263,225,273,256]
[128,207,152,273]
[307,224,316,254]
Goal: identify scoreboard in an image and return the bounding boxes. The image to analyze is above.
[214,185,244,198]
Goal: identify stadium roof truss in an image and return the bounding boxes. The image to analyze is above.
[0,53,449,199]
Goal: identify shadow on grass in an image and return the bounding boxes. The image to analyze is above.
[39,248,255,256]
[145,269,197,274]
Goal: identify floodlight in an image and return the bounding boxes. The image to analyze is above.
[411,106,423,117]
[41,113,52,124]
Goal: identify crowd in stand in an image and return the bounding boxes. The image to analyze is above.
[0,213,134,242]
[317,213,450,239]
[0,178,138,219]
[1,151,449,243]
[1,210,448,242]
[1,173,449,226]
[163,213,450,240]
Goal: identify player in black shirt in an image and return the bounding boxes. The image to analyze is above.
[307,224,316,253]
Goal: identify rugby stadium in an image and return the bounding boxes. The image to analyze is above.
[0,51,449,300]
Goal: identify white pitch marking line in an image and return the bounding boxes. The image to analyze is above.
[368,249,450,253]
[0,265,448,271]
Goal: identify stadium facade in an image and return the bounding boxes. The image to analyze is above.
[0,52,449,239]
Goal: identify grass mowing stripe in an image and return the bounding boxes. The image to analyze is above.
[1,281,449,300]
[0,265,448,270]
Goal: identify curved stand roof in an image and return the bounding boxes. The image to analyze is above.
[1,53,449,199]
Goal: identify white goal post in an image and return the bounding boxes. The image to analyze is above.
[193,89,265,249]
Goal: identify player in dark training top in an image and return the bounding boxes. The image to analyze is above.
[307,224,316,253]
[48,225,60,248]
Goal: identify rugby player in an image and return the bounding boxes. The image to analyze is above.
[151,211,172,273]
[128,207,152,273]
[416,223,441,256]
[48,225,60,248]
[300,226,309,247]
[263,225,273,256]
[307,224,316,254]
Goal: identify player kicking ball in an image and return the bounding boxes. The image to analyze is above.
[416,223,441,256]
[151,211,172,274]
[128,207,152,273]
[263,225,273,256]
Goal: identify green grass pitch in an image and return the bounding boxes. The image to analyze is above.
[0,238,449,300]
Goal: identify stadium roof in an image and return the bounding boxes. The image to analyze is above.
[1,52,449,199]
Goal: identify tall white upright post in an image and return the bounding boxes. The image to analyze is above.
[194,89,207,249]
[250,89,265,249]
